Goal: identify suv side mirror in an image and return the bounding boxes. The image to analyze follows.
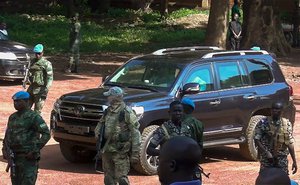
[181,83,200,96]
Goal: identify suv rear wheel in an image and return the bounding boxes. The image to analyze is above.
[239,115,265,160]
[132,125,159,175]
[59,141,95,163]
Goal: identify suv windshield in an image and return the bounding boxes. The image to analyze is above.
[105,58,184,92]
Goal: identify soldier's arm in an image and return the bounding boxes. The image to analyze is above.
[196,120,204,152]
[125,108,141,153]
[45,61,53,90]
[286,120,297,174]
[146,127,165,156]
[33,115,51,151]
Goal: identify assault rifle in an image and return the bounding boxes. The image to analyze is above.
[3,130,16,177]
[94,124,105,173]
[199,165,210,178]
[22,53,31,89]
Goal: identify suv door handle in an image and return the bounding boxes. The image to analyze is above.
[243,95,256,100]
[209,100,221,105]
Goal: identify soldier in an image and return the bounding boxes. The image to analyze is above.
[0,19,8,40]
[147,101,193,156]
[2,91,51,185]
[181,97,204,151]
[65,13,81,73]
[229,13,242,50]
[158,136,202,185]
[94,86,141,185]
[27,44,53,114]
[254,102,297,175]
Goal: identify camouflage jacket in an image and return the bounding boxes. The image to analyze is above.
[3,109,50,154]
[150,120,193,147]
[182,114,204,149]
[254,117,294,156]
[28,57,53,94]
[95,102,141,153]
[69,21,81,49]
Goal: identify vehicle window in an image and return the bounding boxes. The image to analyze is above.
[215,61,243,89]
[185,64,214,92]
[245,59,272,85]
[108,59,183,91]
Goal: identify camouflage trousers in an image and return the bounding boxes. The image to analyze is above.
[28,93,47,115]
[12,156,38,185]
[102,152,130,185]
[259,154,289,174]
[67,44,80,72]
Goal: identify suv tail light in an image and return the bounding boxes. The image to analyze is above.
[288,84,294,96]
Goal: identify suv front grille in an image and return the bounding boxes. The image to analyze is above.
[59,101,105,126]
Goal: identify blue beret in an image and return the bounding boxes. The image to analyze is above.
[181,97,195,110]
[33,44,44,53]
[12,91,30,100]
[103,86,124,96]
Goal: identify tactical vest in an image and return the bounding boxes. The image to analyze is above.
[30,59,47,86]
[268,117,290,147]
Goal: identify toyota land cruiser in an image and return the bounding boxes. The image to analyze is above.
[50,46,296,175]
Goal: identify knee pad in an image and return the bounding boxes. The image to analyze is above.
[118,176,129,185]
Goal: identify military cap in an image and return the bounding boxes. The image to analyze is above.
[33,44,44,53]
[103,86,124,96]
[12,91,30,100]
[181,97,195,110]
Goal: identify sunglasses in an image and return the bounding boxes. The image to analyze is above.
[35,52,42,55]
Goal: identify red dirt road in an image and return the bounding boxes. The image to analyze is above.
[0,51,299,185]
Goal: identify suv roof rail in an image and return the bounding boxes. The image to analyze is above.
[202,50,269,59]
[152,46,222,55]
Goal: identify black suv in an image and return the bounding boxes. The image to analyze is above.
[0,37,32,81]
[50,46,296,175]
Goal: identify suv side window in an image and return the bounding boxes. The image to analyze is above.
[215,61,245,89]
[244,59,273,85]
[184,64,214,92]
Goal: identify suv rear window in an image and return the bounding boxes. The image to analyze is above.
[244,59,273,85]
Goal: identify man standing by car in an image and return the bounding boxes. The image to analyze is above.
[2,91,50,185]
[94,86,141,185]
[27,44,53,114]
[254,102,297,175]
[147,101,193,156]
[229,13,242,50]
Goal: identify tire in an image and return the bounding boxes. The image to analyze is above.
[59,141,95,163]
[239,115,265,161]
[132,125,159,175]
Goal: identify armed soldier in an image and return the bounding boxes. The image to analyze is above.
[94,86,141,185]
[65,13,81,73]
[254,102,297,175]
[2,91,50,185]
[26,44,53,114]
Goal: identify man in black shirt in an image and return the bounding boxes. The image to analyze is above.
[229,13,242,50]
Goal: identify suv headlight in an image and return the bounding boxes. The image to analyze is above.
[0,52,17,60]
[131,106,144,120]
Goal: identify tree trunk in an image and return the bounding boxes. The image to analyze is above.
[204,0,229,49]
[132,0,154,12]
[242,0,291,56]
[292,0,299,47]
[99,0,111,13]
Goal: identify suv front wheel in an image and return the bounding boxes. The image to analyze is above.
[132,125,159,175]
[239,115,265,160]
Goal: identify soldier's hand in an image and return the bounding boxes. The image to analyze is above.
[292,162,297,174]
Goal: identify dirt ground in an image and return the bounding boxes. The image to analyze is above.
[0,48,299,185]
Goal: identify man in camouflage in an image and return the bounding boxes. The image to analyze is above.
[94,86,141,185]
[27,44,53,114]
[65,13,81,73]
[2,91,51,185]
[181,97,204,151]
[254,102,297,174]
[147,101,193,156]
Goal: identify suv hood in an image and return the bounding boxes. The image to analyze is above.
[61,87,169,105]
[0,40,32,53]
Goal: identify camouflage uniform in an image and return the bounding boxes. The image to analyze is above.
[150,120,193,147]
[67,15,81,73]
[27,57,53,114]
[3,109,51,185]
[182,114,204,150]
[94,102,141,185]
[254,117,295,174]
